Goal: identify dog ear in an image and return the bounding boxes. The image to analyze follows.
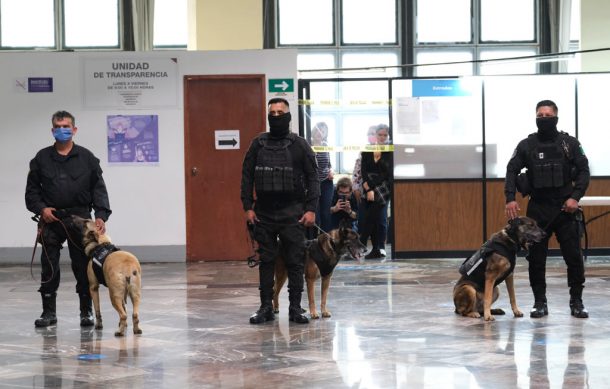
[508,217,523,227]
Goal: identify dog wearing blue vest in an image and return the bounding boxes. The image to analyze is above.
[453,216,545,321]
[71,215,142,336]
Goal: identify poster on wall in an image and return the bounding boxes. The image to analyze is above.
[107,115,159,163]
[83,57,178,109]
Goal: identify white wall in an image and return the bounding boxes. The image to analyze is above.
[0,49,297,262]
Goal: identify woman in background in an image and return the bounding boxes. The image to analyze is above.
[311,122,333,233]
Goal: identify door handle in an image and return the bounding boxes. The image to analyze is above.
[191,167,199,176]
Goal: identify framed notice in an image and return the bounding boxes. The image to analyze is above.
[107,115,159,164]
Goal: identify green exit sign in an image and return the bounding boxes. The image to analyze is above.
[268,78,294,93]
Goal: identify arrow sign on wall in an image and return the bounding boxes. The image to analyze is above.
[215,130,240,150]
[268,78,294,93]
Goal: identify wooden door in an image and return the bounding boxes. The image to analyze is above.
[184,75,266,261]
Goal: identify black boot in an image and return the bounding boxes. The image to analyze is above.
[35,293,57,327]
[530,301,548,318]
[570,298,589,318]
[289,305,309,324]
[288,291,309,324]
[79,294,94,327]
[249,301,275,324]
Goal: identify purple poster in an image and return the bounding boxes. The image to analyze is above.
[107,115,159,163]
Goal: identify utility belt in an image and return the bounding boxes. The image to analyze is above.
[52,206,91,219]
[529,196,569,208]
[31,206,90,224]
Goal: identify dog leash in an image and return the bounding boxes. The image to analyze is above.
[29,215,85,282]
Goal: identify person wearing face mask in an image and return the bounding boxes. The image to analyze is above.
[25,110,112,328]
[241,98,320,324]
[505,100,590,319]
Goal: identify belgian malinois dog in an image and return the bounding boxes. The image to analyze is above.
[453,216,545,321]
[71,216,142,336]
[273,226,366,319]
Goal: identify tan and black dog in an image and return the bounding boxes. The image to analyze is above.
[453,216,545,321]
[273,226,366,319]
[71,215,142,336]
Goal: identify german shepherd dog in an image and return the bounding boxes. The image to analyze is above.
[71,216,142,336]
[273,226,366,319]
[453,216,545,321]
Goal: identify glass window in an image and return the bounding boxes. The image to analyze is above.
[483,75,576,178]
[64,0,119,47]
[414,50,474,77]
[391,78,484,179]
[304,80,390,173]
[1,0,54,47]
[480,0,535,42]
[416,0,471,43]
[278,0,333,45]
[154,0,187,47]
[570,0,580,42]
[342,0,396,44]
[479,49,538,75]
[576,74,610,176]
[341,50,400,78]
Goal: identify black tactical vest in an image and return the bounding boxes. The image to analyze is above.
[526,133,571,190]
[254,133,296,194]
[459,239,518,289]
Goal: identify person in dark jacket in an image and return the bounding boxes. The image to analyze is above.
[505,100,590,319]
[359,124,392,260]
[241,98,320,324]
[25,110,112,328]
[330,177,358,231]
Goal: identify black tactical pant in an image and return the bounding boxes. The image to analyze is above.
[526,199,585,301]
[38,215,90,296]
[252,202,306,304]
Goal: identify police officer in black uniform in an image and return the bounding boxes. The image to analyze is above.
[241,98,319,324]
[25,110,112,327]
[505,100,590,319]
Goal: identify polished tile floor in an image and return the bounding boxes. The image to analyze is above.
[2,256,610,388]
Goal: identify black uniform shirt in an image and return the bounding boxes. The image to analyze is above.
[25,144,112,221]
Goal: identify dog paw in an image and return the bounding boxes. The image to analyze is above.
[466,312,480,318]
[310,312,320,319]
[322,311,331,318]
[513,310,524,317]
[273,308,279,314]
[484,315,495,321]
[133,329,142,335]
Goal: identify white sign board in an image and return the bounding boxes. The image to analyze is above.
[215,130,240,150]
[82,57,178,109]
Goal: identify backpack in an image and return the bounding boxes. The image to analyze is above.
[254,133,296,194]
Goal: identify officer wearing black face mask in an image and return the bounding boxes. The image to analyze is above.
[240,98,320,324]
[505,100,590,319]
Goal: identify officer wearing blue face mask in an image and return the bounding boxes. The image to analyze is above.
[25,110,112,328]
[505,100,590,319]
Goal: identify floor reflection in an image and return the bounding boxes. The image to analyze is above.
[1,257,610,388]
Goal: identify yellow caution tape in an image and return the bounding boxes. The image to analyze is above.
[311,145,394,152]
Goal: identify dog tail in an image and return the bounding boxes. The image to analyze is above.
[125,269,140,304]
